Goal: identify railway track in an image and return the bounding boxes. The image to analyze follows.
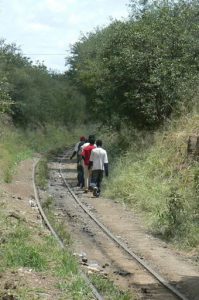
[34,148,196,300]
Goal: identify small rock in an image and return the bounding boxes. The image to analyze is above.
[29,200,37,207]
[73,252,87,259]
[100,271,108,277]
[141,287,148,294]
[116,235,121,239]
[87,262,101,273]
[4,280,17,290]
[114,269,131,276]
[82,257,88,263]
[87,266,100,273]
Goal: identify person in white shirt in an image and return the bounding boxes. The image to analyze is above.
[89,139,108,197]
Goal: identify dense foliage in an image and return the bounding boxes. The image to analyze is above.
[0,40,86,126]
[67,0,199,129]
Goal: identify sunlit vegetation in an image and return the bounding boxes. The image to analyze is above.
[0,39,86,127]
[0,118,79,182]
[68,0,199,129]
[0,37,87,181]
[104,112,199,247]
[0,214,94,299]
[66,0,199,248]
[0,0,198,266]
[91,274,133,300]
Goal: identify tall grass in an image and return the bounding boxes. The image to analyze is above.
[104,112,199,248]
[0,119,83,183]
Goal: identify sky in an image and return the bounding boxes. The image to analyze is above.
[0,0,129,73]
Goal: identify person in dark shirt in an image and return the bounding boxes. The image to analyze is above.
[70,136,86,187]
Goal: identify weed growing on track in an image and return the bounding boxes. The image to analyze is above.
[91,274,133,300]
[36,158,49,190]
[41,194,72,245]
[57,277,93,300]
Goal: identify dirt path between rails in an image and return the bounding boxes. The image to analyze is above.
[48,158,178,300]
[0,157,199,300]
[60,155,199,300]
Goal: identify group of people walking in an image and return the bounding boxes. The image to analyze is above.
[70,135,108,197]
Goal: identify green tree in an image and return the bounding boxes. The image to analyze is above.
[67,0,199,129]
[0,40,86,127]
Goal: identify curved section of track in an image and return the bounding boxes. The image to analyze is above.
[58,152,190,300]
[33,159,105,300]
[33,149,193,300]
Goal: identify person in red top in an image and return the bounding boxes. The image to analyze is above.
[81,136,96,192]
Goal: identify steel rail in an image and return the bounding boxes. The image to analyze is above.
[33,158,104,300]
[60,153,190,300]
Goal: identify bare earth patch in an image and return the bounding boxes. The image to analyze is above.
[0,159,62,300]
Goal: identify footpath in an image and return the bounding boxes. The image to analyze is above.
[0,158,199,300]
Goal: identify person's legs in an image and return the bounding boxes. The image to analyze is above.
[77,164,84,188]
[96,170,103,196]
[91,170,103,197]
[77,164,82,186]
[91,170,98,195]
[96,170,103,188]
[79,165,84,188]
[83,165,89,191]
[91,170,98,187]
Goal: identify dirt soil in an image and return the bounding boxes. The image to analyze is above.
[0,156,199,300]
[59,155,199,300]
[0,158,63,300]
